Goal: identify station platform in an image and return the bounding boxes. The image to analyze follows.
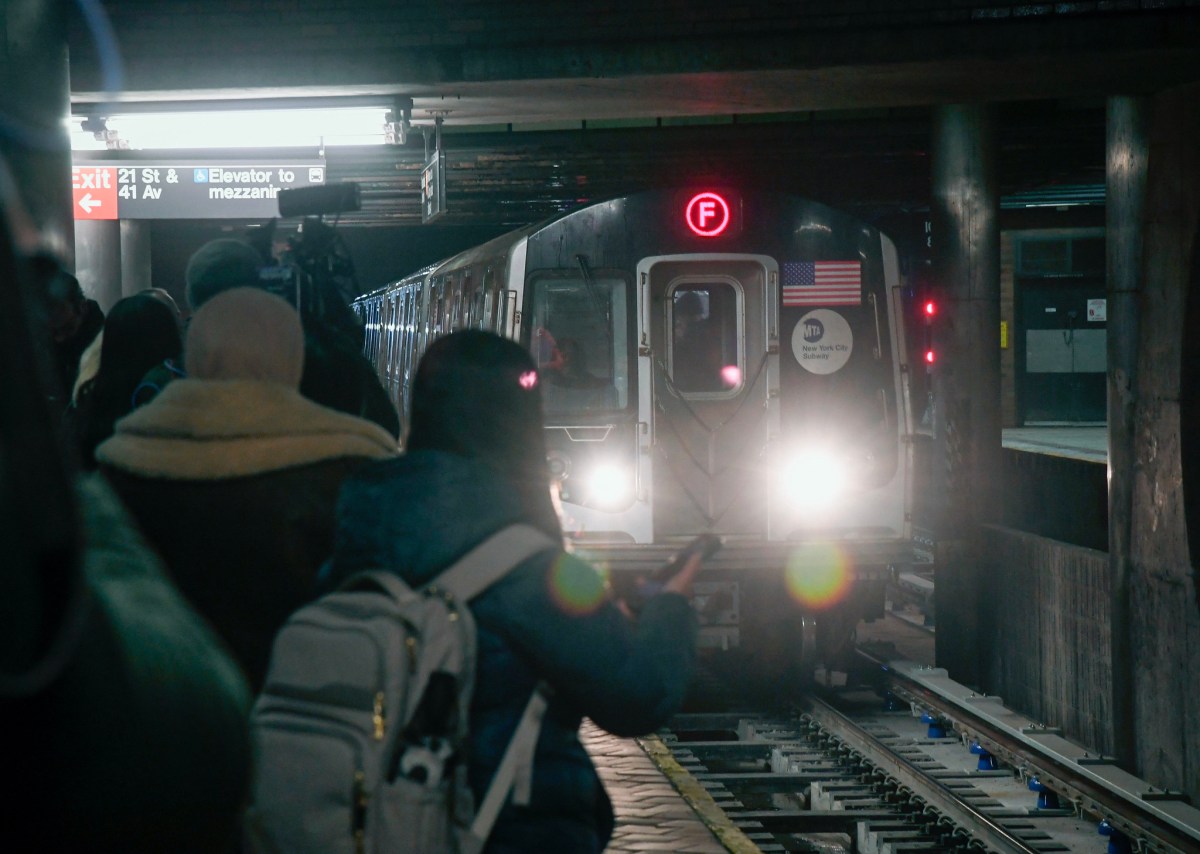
[1002,425,1106,464]
[583,720,734,853]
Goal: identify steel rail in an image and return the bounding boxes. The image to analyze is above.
[871,654,1200,854]
[799,694,1041,854]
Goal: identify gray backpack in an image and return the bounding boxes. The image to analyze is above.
[245,524,557,854]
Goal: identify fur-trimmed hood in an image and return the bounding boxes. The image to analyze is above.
[96,378,398,479]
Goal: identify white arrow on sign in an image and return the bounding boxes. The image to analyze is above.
[78,193,100,213]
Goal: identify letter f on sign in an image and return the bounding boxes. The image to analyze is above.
[685,191,730,236]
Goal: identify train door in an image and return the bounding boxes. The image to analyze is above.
[638,255,779,540]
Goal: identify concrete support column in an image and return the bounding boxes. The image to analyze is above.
[1105,95,1149,772]
[120,221,153,297]
[1129,83,1200,803]
[0,0,74,257]
[74,220,122,311]
[930,104,1001,686]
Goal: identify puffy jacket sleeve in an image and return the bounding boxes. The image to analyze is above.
[475,552,697,736]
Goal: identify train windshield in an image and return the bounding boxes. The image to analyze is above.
[528,274,630,414]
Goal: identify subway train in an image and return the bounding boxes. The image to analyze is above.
[352,188,917,680]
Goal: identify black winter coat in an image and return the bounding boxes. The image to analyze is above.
[329,451,698,853]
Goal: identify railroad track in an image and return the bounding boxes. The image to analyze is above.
[647,651,1200,853]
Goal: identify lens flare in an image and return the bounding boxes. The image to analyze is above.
[784,543,852,609]
[720,364,742,387]
[547,554,608,615]
[518,371,538,389]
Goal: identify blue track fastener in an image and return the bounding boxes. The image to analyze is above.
[1098,818,1133,853]
[969,740,997,770]
[1027,775,1060,810]
[920,711,947,738]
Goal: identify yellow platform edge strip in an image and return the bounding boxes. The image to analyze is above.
[638,734,765,854]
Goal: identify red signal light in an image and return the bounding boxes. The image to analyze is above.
[925,349,936,365]
[924,300,936,318]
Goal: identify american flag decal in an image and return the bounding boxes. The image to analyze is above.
[781,261,862,306]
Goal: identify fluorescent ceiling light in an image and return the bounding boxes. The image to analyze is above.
[68,107,390,150]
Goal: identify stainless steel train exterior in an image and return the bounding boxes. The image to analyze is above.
[353,188,915,674]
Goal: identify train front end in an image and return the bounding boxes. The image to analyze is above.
[519,189,915,675]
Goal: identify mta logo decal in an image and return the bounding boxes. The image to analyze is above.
[803,319,825,343]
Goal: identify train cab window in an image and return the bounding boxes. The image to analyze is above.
[528,274,630,413]
[669,281,742,395]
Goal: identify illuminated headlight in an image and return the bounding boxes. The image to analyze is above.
[584,462,633,509]
[780,449,849,509]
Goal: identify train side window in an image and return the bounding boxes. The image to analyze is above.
[383,296,395,381]
[452,276,467,327]
[430,279,445,338]
[669,281,742,395]
[402,286,414,379]
[396,294,406,380]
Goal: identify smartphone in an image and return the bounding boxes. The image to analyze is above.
[623,534,723,613]
[652,533,723,582]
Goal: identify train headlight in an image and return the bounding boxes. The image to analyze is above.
[780,449,849,509]
[584,462,633,509]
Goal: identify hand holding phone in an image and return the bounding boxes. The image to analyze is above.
[653,534,722,581]
[626,534,722,611]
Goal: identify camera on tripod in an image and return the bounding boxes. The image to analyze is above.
[254,182,363,334]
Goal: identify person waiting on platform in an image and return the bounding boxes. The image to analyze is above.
[1,157,252,853]
[184,237,401,438]
[33,253,104,411]
[96,288,398,690]
[325,330,700,853]
[67,292,182,469]
[72,287,186,410]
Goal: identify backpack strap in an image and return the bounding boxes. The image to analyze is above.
[435,525,557,846]
[428,524,558,603]
[468,682,552,844]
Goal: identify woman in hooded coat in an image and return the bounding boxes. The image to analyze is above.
[97,287,398,691]
[327,330,699,853]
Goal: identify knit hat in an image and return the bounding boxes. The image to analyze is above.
[185,239,263,311]
[185,288,304,387]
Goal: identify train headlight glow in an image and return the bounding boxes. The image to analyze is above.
[585,462,632,509]
[780,449,849,509]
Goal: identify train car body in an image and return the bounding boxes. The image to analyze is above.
[354,188,915,675]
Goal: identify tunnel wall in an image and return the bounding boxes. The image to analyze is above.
[979,525,1113,756]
